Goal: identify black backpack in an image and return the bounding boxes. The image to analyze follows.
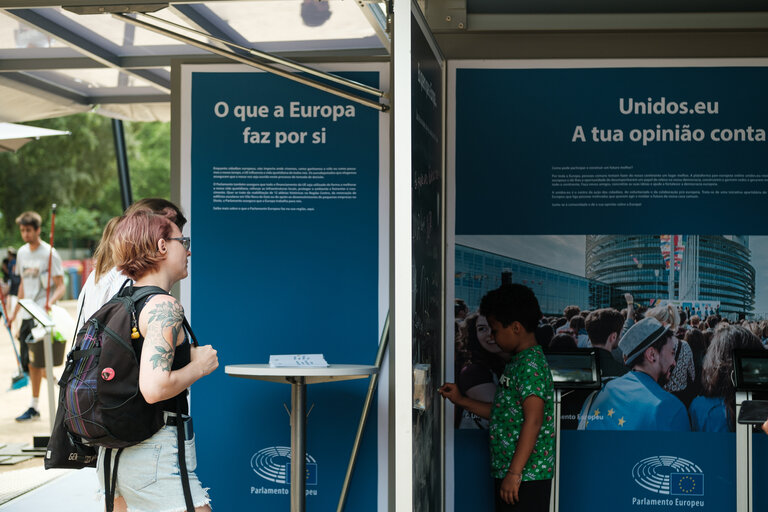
[61,285,170,447]
[47,284,198,512]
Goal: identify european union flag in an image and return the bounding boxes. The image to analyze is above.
[670,473,704,496]
[286,462,318,485]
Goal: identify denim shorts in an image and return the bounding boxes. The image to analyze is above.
[97,425,211,512]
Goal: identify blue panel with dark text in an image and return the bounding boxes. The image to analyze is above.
[455,66,768,235]
[187,68,381,510]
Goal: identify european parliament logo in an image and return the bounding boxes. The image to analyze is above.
[632,456,704,496]
[250,446,318,486]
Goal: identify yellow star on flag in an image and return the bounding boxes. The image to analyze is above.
[607,409,615,417]
[593,409,600,416]
[618,417,626,427]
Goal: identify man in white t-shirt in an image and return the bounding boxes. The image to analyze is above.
[8,211,65,421]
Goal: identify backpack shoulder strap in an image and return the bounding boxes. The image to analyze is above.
[182,317,198,347]
[129,285,170,305]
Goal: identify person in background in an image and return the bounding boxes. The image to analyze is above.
[455,313,509,429]
[455,298,469,322]
[689,314,701,330]
[684,328,707,398]
[560,308,627,431]
[547,333,578,351]
[1,247,19,311]
[76,198,187,329]
[689,325,762,432]
[569,315,590,348]
[1,247,12,290]
[556,305,580,333]
[579,317,690,432]
[534,321,554,350]
[644,304,697,407]
[585,308,628,378]
[8,211,65,422]
[440,284,555,512]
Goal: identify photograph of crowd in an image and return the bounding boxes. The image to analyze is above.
[452,233,768,432]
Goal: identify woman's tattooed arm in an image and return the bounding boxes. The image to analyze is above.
[146,300,184,371]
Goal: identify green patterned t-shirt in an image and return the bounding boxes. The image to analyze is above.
[489,345,555,480]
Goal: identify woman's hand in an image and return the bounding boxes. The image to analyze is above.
[191,345,219,377]
[499,472,522,505]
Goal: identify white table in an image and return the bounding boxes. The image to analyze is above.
[225,364,378,512]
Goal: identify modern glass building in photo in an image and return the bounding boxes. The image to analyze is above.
[455,244,624,316]
[585,235,755,318]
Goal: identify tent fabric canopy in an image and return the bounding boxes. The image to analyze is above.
[0,1,390,122]
[0,121,70,151]
[0,1,763,123]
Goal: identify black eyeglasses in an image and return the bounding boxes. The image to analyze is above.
[168,237,191,251]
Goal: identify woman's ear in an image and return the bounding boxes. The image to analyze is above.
[157,238,168,254]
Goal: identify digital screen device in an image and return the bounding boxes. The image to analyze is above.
[733,349,768,392]
[737,400,768,425]
[545,349,601,389]
[17,298,55,327]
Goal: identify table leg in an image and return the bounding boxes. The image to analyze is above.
[290,377,306,512]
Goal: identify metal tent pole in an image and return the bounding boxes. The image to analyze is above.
[112,118,133,209]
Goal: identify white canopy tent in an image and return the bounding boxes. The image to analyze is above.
[0,1,764,123]
[0,1,390,122]
[0,121,69,151]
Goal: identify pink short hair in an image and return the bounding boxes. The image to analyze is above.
[110,211,174,280]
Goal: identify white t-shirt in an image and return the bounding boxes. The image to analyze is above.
[15,241,63,319]
[75,267,131,329]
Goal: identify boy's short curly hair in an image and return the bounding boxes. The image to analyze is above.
[110,211,174,280]
[479,284,542,333]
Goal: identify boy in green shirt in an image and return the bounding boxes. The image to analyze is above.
[440,284,555,511]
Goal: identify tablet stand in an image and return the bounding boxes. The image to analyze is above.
[736,390,752,512]
[545,349,601,512]
[18,298,56,432]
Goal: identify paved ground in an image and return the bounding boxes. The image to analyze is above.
[0,299,79,475]
[0,299,103,510]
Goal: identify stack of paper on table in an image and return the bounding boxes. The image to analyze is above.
[268,354,329,367]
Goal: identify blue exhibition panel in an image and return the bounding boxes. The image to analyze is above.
[451,63,764,511]
[454,430,494,511]
[183,66,383,510]
[560,431,735,512]
[454,66,768,236]
[753,433,768,510]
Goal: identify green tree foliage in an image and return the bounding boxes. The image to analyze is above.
[55,207,103,254]
[0,114,171,252]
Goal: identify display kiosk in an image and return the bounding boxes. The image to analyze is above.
[734,349,768,512]
[18,298,57,432]
[545,349,601,512]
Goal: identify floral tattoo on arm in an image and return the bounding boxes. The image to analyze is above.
[146,300,184,371]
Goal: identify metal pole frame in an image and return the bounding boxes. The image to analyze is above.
[337,313,390,512]
[113,13,389,112]
[112,118,133,210]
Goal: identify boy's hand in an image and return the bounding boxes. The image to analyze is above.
[499,472,522,505]
[438,383,463,405]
